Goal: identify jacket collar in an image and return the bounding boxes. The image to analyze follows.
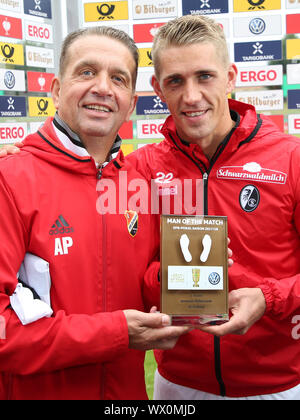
[22,117,125,174]
[52,112,122,167]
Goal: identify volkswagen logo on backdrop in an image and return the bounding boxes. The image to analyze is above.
[249,18,266,35]
[4,71,15,89]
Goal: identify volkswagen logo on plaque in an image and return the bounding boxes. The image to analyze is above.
[208,272,221,286]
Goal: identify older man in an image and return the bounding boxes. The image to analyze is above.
[0,27,188,400]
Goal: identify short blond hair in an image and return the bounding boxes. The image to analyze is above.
[152,15,229,77]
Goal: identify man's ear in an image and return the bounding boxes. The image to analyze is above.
[226,63,238,95]
[51,77,61,110]
[151,75,166,102]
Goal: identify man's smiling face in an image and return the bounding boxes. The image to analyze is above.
[51,35,137,145]
[152,42,237,156]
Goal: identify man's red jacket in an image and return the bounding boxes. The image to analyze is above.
[0,118,160,400]
[128,99,300,397]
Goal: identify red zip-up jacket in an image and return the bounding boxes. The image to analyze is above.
[128,99,300,397]
[0,118,160,400]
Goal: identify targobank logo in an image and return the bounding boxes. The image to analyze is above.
[234,40,282,62]
[182,0,228,15]
[136,96,169,116]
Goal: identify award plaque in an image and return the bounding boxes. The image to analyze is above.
[160,215,229,326]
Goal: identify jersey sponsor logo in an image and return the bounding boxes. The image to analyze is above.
[49,215,74,236]
[217,162,287,185]
[240,185,260,213]
[125,210,138,237]
[84,1,128,22]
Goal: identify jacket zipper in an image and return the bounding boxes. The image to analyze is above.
[100,213,107,400]
[170,134,227,396]
[202,171,226,397]
[96,167,107,400]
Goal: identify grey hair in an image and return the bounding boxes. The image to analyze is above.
[59,26,139,88]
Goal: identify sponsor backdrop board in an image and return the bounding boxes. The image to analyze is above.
[80,0,300,150]
[0,0,55,145]
[0,0,299,146]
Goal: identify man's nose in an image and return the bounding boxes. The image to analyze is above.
[91,73,113,96]
[183,80,202,104]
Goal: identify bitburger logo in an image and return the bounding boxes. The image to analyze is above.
[125,210,138,237]
[97,3,115,19]
[247,0,265,10]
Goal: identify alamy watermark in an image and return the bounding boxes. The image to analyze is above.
[291,315,300,340]
[96,172,204,215]
[0,315,6,340]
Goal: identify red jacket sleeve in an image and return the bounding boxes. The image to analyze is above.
[0,172,129,376]
[229,262,300,321]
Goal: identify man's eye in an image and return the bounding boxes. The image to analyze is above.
[112,75,125,84]
[82,70,94,77]
[200,74,212,80]
[168,78,181,86]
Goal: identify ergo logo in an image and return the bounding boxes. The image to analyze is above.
[240,69,278,83]
[28,24,50,40]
